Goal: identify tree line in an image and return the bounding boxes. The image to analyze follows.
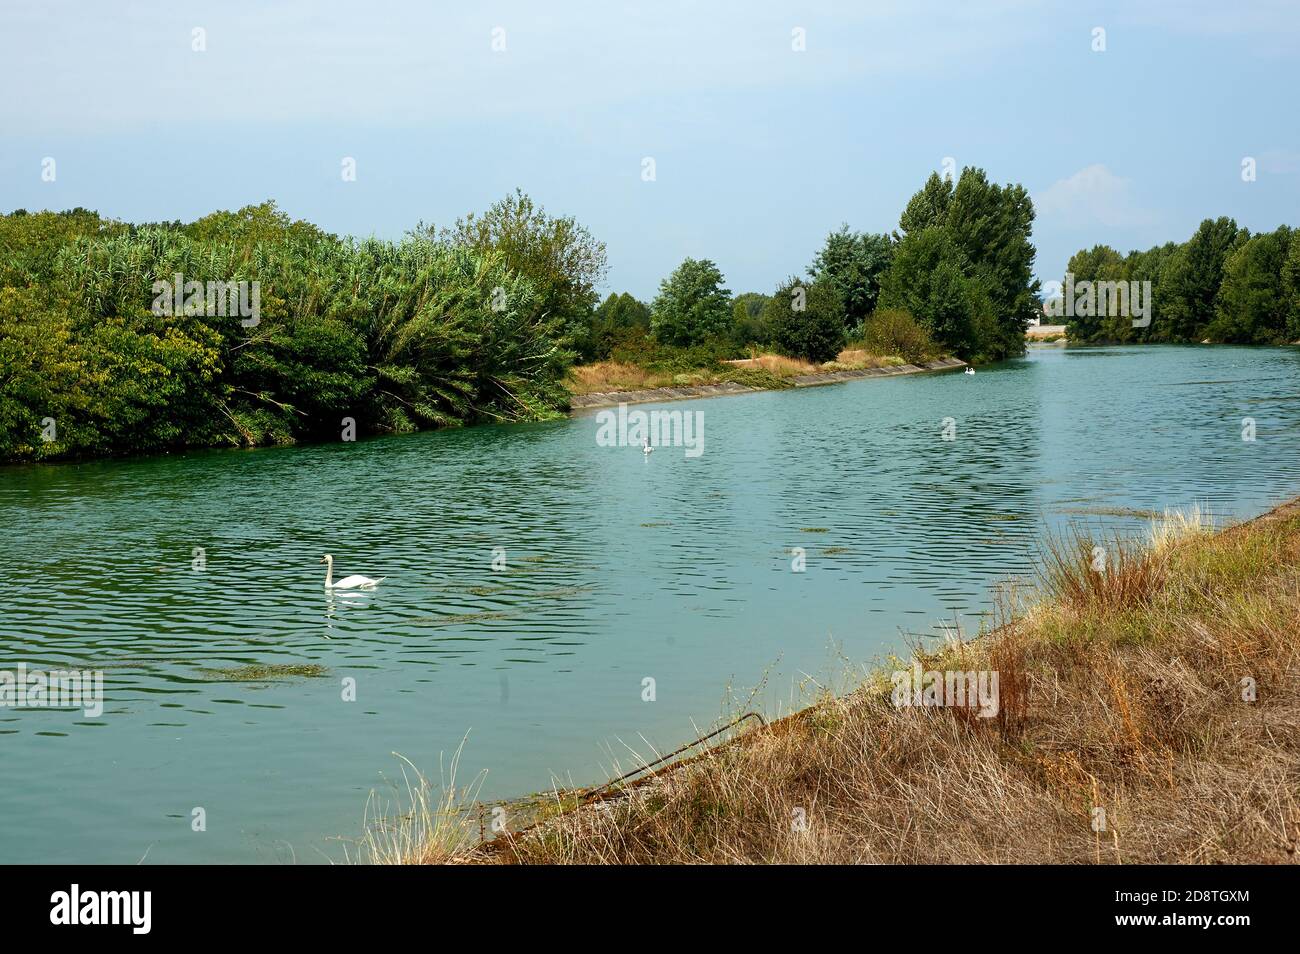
[1060,217,1300,344]
[584,166,1040,368]
[0,193,603,462]
[1,167,1042,463]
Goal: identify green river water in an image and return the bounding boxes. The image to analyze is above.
[2,344,1299,862]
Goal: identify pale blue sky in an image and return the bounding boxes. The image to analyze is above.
[2,1,1297,299]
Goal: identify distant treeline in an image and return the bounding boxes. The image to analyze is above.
[584,167,1042,368]
[1,167,1042,463]
[1060,218,1300,344]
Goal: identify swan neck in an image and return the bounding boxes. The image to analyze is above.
[324,557,332,588]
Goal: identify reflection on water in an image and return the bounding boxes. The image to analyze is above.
[3,345,1300,862]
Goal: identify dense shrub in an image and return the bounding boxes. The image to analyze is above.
[0,201,577,462]
[763,278,847,363]
[858,308,938,364]
[577,292,651,361]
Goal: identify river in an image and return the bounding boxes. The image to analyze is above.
[3,344,1299,862]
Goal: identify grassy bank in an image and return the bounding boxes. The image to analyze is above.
[1026,324,1067,343]
[370,500,1300,864]
[565,348,909,397]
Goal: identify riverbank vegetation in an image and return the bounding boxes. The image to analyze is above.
[1,165,1040,463]
[582,166,1039,379]
[0,195,600,462]
[384,502,1300,864]
[1062,217,1300,344]
[565,346,908,396]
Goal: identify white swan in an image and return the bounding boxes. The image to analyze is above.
[642,437,654,455]
[964,366,975,375]
[321,554,384,589]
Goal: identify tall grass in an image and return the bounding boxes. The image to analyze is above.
[416,501,1300,865]
[1037,506,1209,613]
[1147,503,1207,553]
[354,748,482,865]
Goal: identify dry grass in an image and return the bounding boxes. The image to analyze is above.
[1038,529,1167,613]
[822,349,903,371]
[384,503,1300,864]
[724,353,819,375]
[1149,502,1207,553]
[1027,324,1069,340]
[566,361,677,394]
[566,349,901,396]
[353,746,484,865]
[724,350,900,375]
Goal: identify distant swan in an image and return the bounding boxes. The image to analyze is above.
[964,366,975,375]
[321,554,384,589]
[642,438,654,455]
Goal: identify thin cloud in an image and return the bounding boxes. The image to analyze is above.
[1035,164,1158,230]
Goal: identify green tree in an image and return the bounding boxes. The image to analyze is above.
[1061,245,1126,342]
[878,228,977,356]
[1282,230,1300,341]
[1156,217,1247,342]
[897,172,953,236]
[0,207,118,288]
[1123,242,1179,342]
[808,226,893,334]
[77,317,224,455]
[0,287,89,459]
[598,292,650,331]
[944,168,1039,357]
[579,292,651,360]
[1209,226,1293,343]
[436,189,608,342]
[352,239,569,430]
[730,292,771,346]
[0,199,587,462]
[763,277,846,363]
[881,167,1038,360]
[183,201,332,250]
[649,258,733,346]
